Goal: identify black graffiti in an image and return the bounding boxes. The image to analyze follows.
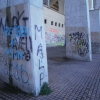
[11,36,31,51]
[39,59,45,86]
[29,36,33,52]
[0,10,31,86]
[37,43,44,59]
[39,59,44,69]
[0,10,29,31]
[0,18,4,30]
[6,50,31,61]
[22,17,29,26]
[10,37,27,51]
[12,11,24,26]
[23,50,31,61]
[0,10,31,61]
[19,37,28,51]
[40,73,44,87]
[69,32,85,42]
[7,36,32,61]
[35,25,42,40]
[35,25,45,87]
[92,42,100,53]
[77,39,89,57]
[69,32,89,57]
[0,17,9,30]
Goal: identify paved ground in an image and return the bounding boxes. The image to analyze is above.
[0,46,100,100]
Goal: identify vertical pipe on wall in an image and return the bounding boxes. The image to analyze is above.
[86,0,92,61]
[90,0,94,10]
[48,0,50,7]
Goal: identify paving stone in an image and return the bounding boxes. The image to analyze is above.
[0,46,100,100]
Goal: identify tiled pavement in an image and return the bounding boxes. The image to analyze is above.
[0,46,100,100]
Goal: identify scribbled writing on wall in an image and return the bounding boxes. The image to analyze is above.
[4,62,29,84]
[67,32,89,57]
[0,10,28,28]
[0,10,32,85]
[91,32,100,53]
[92,42,100,53]
[35,25,47,87]
[45,32,65,47]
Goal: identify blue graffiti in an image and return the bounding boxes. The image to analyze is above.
[12,62,26,71]
[3,26,29,37]
[5,48,24,60]
[11,63,29,83]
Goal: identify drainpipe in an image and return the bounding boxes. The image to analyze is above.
[90,0,94,10]
[48,0,50,7]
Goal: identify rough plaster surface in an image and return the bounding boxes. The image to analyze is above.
[65,0,92,61]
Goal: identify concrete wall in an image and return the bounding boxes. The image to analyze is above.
[58,0,65,15]
[90,10,100,53]
[65,0,92,61]
[0,0,48,96]
[44,6,65,47]
[88,0,91,10]
[94,0,100,9]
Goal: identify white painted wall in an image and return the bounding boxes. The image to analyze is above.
[44,6,65,34]
[43,6,65,46]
